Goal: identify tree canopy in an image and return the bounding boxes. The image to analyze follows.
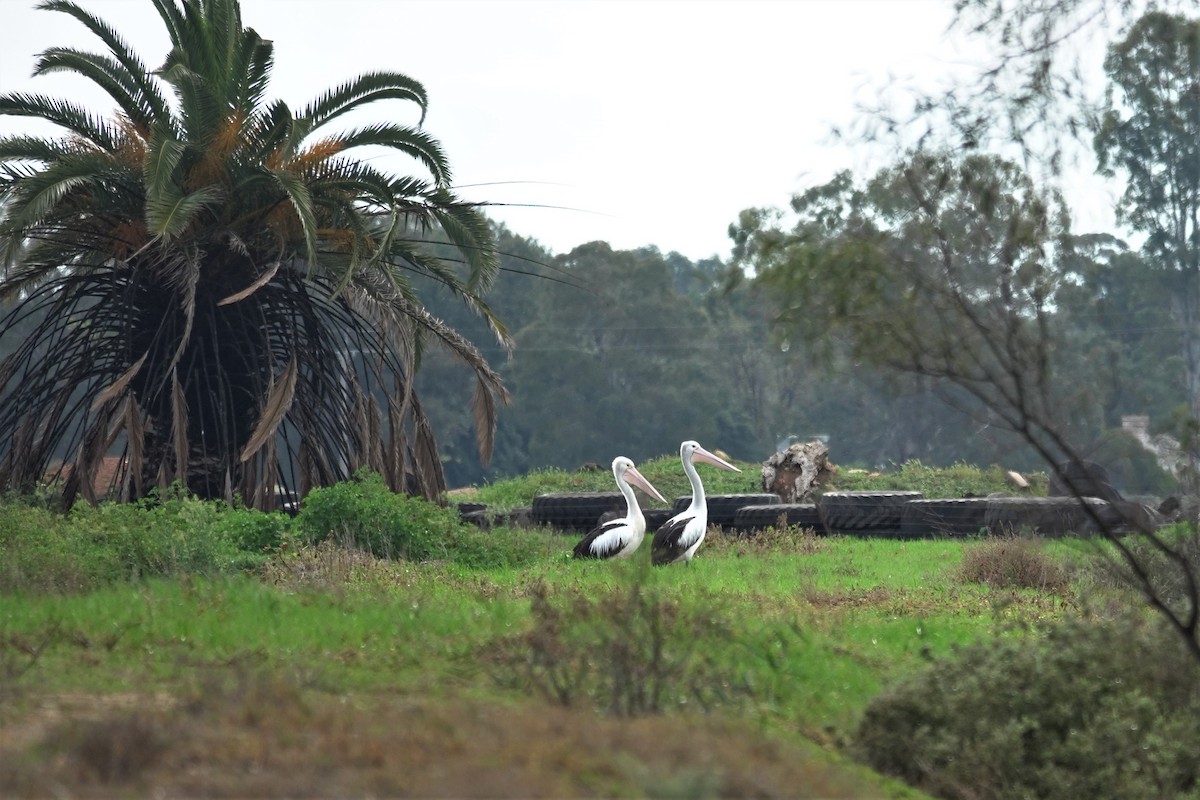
[0,0,509,507]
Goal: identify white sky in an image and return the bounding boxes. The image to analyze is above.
[1,0,1123,262]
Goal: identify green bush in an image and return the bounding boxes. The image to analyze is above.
[0,488,280,593]
[297,470,457,561]
[296,470,560,569]
[855,614,1200,800]
[67,489,263,579]
[0,503,99,593]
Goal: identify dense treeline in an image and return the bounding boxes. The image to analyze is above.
[415,224,1181,494]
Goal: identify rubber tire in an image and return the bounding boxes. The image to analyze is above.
[455,501,488,519]
[670,494,780,528]
[531,493,626,532]
[899,498,990,538]
[819,491,923,536]
[732,503,823,533]
[461,509,492,529]
[643,508,675,533]
[983,496,1109,537]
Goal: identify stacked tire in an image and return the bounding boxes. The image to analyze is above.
[819,491,924,537]
[899,498,991,538]
[531,493,626,532]
[732,503,824,534]
[643,507,676,533]
[983,496,1112,537]
[670,493,781,529]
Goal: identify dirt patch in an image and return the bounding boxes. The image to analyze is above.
[1,686,886,798]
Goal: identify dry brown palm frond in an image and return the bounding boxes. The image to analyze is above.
[385,399,404,490]
[125,396,145,500]
[172,370,189,483]
[91,352,149,411]
[218,261,279,306]
[240,356,298,463]
[409,395,445,500]
[187,111,245,190]
[365,394,383,474]
[472,377,498,468]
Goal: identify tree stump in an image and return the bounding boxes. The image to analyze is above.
[761,441,836,503]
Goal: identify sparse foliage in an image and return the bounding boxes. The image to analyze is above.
[958,536,1072,593]
[487,576,743,716]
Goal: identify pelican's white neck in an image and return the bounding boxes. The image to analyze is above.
[616,469,643,519]
[683,452,706,510]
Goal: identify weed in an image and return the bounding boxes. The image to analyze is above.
[836,459,1045,497]
[0,620,61,701]
[486,573,745,716]
[1083,524,1200,620]
[958,536,1071,593]
[62,713,169,783]
[707,523,829,557]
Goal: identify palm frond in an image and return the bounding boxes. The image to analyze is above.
[302,72,428,129]
[240,355,297,463]
[34,48,162,134]
[36,0,171,125]
[321,124,450,186]
[146,183,224,241]
[91,351,149,410]
[0,93,124,151]
[218,261,278,305]
[269,167,319,266]
[2,153,117,230]
[429,201,500,291]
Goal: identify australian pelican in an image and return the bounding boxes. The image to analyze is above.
[651,440,740,566]
[573,456,667,560]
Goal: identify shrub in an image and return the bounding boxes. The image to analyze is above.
[957,536,1071,593]
[0,487,283,593]
[1087,525,1200,620]
[0,503,99,593]
[72,488,277,578]
[855,613,1200,800]
[297,470,460,561]
[486,575,744,716]
[296,470,559,569]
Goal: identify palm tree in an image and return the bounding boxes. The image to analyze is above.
[0,0,511,508]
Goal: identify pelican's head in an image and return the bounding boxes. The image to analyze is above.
[680,440,741,472]
[612,456,667,503]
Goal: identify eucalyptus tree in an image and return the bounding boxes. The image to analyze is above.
[734,150,1200,661]
[1095,12,1200,424]
[733,152,1093,457]
[0,0,510,507]
[502,242,729,473]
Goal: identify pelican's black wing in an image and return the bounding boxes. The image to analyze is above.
[651,515,693,565]
[573,518,628,559]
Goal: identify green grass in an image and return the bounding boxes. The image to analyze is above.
[0,531,1061,741]
[467,455,1044,511]
[0,459,1163,798]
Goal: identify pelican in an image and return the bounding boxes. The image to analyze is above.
[573,456,668,560]
[652,440,740,566]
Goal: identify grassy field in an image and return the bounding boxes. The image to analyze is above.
[0,459,1186,798]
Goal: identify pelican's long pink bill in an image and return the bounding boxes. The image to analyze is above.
[625,464,667,503]
[692,446,740,473]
